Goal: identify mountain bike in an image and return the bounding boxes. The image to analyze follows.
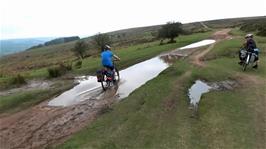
[241,51,257,71]
[97,62,120,91]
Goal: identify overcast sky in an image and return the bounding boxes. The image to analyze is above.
[1,0,266,39]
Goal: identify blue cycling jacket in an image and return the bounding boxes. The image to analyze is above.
[101,50,113,67]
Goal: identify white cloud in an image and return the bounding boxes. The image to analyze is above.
[1,0,266,39]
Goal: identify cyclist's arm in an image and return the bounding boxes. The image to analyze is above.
[113,54,121,61]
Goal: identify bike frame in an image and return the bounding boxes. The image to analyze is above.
[245,53,250,65]
[100,61,120,91]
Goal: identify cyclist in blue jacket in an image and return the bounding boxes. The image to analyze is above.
[101,45,120,80]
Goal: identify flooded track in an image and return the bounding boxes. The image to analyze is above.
[0,38,218,149]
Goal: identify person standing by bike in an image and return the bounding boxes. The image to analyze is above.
[239,34,259,69]
[101,45,120,80]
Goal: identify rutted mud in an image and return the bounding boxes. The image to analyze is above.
[191,29,232,67]
[0,87,118,149]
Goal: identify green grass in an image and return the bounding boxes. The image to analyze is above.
[205,38,242,60]
[0,90,50,113]
[56,30,266,149]
[0,81,74,113]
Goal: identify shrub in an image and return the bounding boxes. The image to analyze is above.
[10,74,26,85]
[74,60,82,69]
[240,20,266,37]
[72,40,88,59]
[158,21,183,44]
[47,67,62,78]
[47,62,73,78]
[60,62,72,71]
[257,28,266,36]
[93,33,112,51]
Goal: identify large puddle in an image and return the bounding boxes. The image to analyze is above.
[179,39,215,50]
[188,80,212,105]
[48,39,216,107]
[48,57,169,106]
[116,57,169,99]
[48,76,102,106]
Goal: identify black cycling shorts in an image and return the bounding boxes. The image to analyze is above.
[104,65,114,70]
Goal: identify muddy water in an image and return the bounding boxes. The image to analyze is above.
[188,80,212,105]
[116,57,169,99]
[179,39,215,50]
[49,39,216,107]
[48,76,102,106]
[48,57,169,106]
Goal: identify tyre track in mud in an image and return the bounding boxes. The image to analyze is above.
[191,28,232,67]
[0,87,117,149]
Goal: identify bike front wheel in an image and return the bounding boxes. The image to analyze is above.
[101,78,110,91]
[114,67,120,82]
[101,68,120,91]
[242,63,247,71]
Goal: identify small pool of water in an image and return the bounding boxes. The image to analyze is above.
[188,80,212,105]
[179,39,215,50]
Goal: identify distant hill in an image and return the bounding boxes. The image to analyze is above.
[0,37,54,56]
[1,16,265,72]
[28,36,80,50]
[44,36,80,46]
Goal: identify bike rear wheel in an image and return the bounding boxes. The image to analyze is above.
[114,67,120,82]
[101,67,120,91]
[242,63,247,71]
[242,54,250,71]
[101,76,110,91]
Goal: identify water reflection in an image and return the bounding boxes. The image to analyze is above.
[188,80,212,105]
[180,39,215,50]
[116,57,169,99]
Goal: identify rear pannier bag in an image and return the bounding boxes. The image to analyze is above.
[96,70,103,82]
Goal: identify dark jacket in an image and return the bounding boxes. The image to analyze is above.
[245,38,257,51]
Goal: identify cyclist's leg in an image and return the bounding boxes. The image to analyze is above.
[253,51,259,68]
[107,66,116,81]
[104,65,115,80]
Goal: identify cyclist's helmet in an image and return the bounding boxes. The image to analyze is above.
[245,33,253,39]
[105,45,111,50]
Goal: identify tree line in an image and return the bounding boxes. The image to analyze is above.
[72,21,184,59]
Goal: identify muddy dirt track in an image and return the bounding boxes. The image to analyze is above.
[0,86,118,149]
[0,29,232,149]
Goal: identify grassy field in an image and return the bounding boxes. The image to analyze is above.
[0,31,212,114]
[56,29,266,149]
